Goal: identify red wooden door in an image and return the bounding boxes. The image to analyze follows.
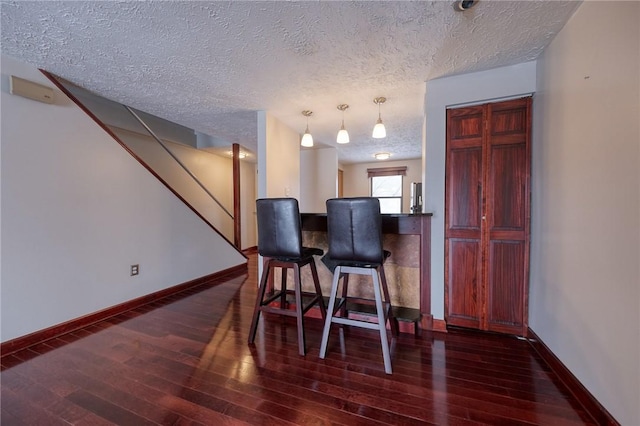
[445,97,531,336]
[445,105,485,330]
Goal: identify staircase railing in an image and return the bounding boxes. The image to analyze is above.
[125,106,233,220]
[46,73,240,248]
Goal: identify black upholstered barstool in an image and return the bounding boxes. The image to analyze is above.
[319,197,398,374]
[248,198,326,356]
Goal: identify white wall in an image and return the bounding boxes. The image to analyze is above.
[257,111,301,199]
[530,2,639,424]
[300,148,338,213]
[424,61,537,320]
[0,55,246,342]
[342,158,422,213]
[256,111,302,278]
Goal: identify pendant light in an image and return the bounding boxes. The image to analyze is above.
[336,104,350,144]
[372,97,387,139]
[300,110,314,147]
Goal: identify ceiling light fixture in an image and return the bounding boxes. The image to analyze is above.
[336,104,350,144]
[453,0,478,11]
[375,152,391,160]
[301,110,314,147]
[372,97,387,139]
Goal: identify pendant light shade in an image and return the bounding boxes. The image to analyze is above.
[372,119,386,139]
[372,97,387,139]
[301,129,314,147]
[336,104,350,144]
[337,126,349,144]
[301,110,314,147]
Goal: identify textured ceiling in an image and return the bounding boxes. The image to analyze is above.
[1,1,580,164]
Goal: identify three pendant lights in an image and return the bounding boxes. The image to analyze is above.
[300,96,387,147]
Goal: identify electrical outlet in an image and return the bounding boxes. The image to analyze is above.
[130,264,139,276]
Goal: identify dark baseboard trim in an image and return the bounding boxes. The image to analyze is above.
[242,246,258,255]
[419,313,434,332]
[432,318,448,333]
[1,262,248,356]
[527,327,619,426]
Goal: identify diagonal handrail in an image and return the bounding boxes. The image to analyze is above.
[125,105,234,220]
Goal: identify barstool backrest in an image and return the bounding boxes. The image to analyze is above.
[326,197,384,264]
[256,198,303,259]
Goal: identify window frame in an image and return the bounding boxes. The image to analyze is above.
[368,166,406,214]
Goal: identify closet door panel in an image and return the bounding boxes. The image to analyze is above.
[445,105,485,329]
[484,98,530,335]
[490,104,528,136]
[486,240,526,333]
[447,239,481,328]
[447,147,483,233]
[488,143,527,232]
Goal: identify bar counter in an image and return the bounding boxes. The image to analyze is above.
[300,213,433,332]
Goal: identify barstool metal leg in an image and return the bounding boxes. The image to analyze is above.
[309,260,326,320]
[371,268,392,374]
[280,266,287,308]
[249,259,271,344]
[293,263,306,356]
[319,265,342,359]
[340,274,349,318]
[379,265,399,337]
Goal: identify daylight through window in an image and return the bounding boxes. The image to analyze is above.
[368,166,406,214]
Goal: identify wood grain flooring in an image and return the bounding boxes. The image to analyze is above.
[1,255,597,425]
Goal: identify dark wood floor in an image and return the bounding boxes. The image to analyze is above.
[1,255,596,425]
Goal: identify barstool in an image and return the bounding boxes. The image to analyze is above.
[319,197,398,374]
[248,198,326,356]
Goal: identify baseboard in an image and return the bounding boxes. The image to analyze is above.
[419,313,433,332]
[1,262,248,356]
[242,246,258,255]
[527,327,619,426]
[432,318,448,333]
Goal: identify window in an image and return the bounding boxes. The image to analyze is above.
[368,166,406,214]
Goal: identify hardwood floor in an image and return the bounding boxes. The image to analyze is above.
[1,255,597,425]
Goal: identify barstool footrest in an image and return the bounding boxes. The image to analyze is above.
[301,296,322,315]
[260,290,286,307]
[330,316,381,330]
[260,292,322,313]
[260,305,298,317]
[333,297,391,322]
